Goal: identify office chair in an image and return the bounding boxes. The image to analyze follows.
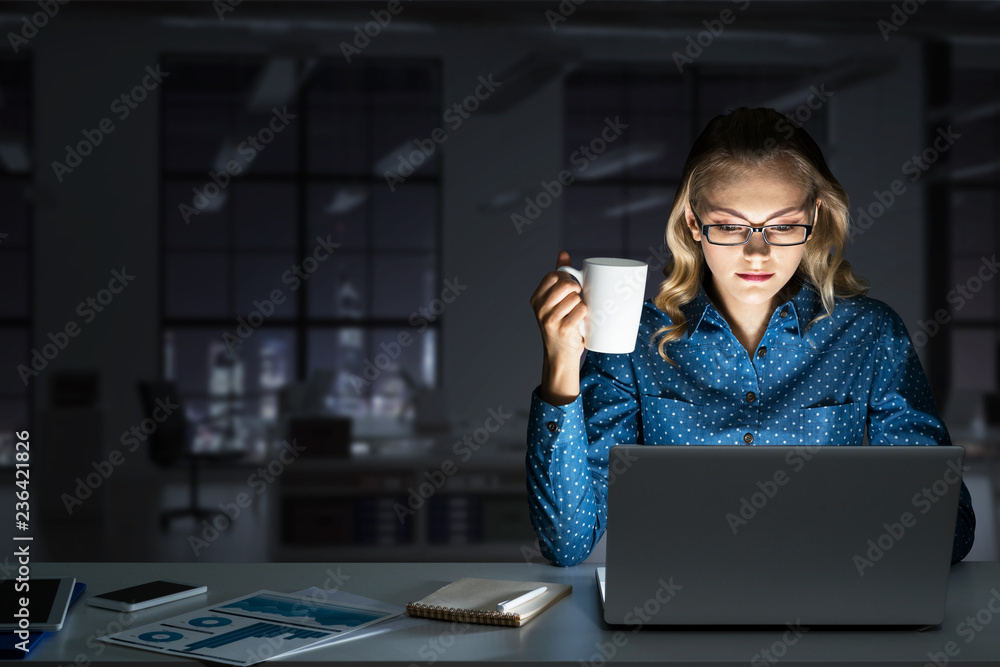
[137,381,243,531]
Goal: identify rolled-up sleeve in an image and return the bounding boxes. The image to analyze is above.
[525,350,640,566]
[867,307,976,563]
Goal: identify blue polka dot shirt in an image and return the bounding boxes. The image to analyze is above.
[526,279,976,567]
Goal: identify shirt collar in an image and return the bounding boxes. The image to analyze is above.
[680,273,823,341]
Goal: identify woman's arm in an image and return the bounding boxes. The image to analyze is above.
[526,349,640,567]
[867,306,976,563]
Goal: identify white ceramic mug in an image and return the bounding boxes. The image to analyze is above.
[557,257,648,354]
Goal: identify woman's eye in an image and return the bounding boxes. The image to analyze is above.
[766,225,794,233]
[717,225,745,233]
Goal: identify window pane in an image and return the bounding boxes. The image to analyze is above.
[372,254,436,318]
[231,106,299,174]
[368,327,432,419]
[625,115,684,180]
[308,253,367,318]
[308,328,370,412]
[308,183,367,249]
[234,254,298,319]
[371,110,441,178]
[164,181,230,249]
[163,91,233,173]
[307,90,368,174]
[374,184,436,251]
[234,182,297,250]
[165,253,230,317]
[165,327,295,397]
[626,73,684,114]
[566,70,625,119]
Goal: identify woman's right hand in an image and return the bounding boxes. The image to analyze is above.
[529,250,586,405]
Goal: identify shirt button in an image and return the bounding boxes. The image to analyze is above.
[757,346,767,357]
[546,421,559,433]
[744,432,754,444]
[779,308,788,318]
[746,391,756,403]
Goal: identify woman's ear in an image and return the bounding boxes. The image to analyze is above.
[685,203,702,242]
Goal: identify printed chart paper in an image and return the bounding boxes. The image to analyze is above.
[100,590,399,665]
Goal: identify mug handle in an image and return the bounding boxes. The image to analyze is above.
[556,266,584,283]
[556,266,587,339]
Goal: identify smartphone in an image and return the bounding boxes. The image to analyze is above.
[86,580,207,612]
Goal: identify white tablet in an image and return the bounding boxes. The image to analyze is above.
[0,576,76,631]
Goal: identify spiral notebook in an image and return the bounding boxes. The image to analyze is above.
[405,577,572,627]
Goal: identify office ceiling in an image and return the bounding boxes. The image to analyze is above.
[2,1,999,39]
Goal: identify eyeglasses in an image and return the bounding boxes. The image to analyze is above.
[690,200,816,246]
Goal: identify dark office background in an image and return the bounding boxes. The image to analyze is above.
[0,0,998,563]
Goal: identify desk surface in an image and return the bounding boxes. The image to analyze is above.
[20,561,1000,666]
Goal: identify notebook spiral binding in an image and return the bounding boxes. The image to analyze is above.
[405,602,521,627]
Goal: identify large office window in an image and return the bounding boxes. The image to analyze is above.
[0,57,32,467]
[562,64,829,299]
[161,57,441,456]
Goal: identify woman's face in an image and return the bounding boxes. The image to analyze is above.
[685,170,817,316]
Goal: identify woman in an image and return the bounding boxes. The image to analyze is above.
[526,106,975,568]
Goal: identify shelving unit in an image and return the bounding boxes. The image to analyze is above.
[269,437,536,562]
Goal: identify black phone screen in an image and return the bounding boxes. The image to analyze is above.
[94,581,196,603]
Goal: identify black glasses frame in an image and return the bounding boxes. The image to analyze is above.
[691,200,817,246]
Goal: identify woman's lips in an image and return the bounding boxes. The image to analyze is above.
[737,273,774,282]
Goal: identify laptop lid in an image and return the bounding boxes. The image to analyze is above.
[603,445,965,626]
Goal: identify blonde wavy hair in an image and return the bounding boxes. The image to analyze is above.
[651,107,870,366]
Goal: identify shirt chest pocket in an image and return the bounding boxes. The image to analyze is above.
[797,402,864,447]
[638,395,711,445]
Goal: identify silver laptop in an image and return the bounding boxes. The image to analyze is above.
[599,444,966,626]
